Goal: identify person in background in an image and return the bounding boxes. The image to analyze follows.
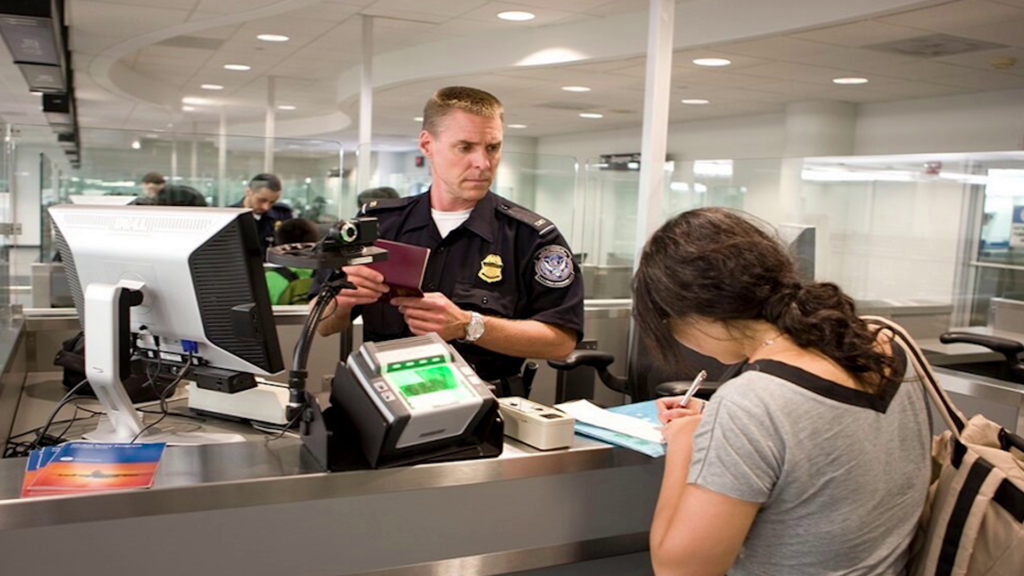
[139,172,206,206]
[310,86,583,395]
[265,218,320,305]
[356,186,399,209]
[232,173,292,256]
[634,207,931,576]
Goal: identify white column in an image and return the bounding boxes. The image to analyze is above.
[632,0,675,268]
[777,100,857,223]
[170,135,178,181]
[357,15,374,193]
[264,76,276,173]
[218,107,228,208]
[190,122,198,184]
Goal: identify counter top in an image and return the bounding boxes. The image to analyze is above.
[0,431,655,531]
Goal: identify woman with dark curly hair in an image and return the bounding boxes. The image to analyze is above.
[637,208,931,576]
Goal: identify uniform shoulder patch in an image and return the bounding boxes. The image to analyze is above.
[496,202,557,236]
[534,245,575,288]
[360,196,414,215]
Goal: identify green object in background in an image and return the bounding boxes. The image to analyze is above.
[266,267,314,305]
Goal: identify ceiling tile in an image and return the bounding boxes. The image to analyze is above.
[193,0,284,14]
[70,2,192,39]
[934,46,1024,76]
[930,70,1024,89]
[792,20,930,48]
[363,0,488,18]
[719,36,842,60]
[946,16,1024,48]
[880,0,1024,32]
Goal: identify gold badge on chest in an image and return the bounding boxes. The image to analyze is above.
[479,254,504,283]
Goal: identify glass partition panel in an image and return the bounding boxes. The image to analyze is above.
[11,125,343,308]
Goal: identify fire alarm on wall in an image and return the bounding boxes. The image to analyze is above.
[415,155,425,168]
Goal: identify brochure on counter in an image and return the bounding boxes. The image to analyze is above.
[555,399,666,458]
[21,442,167,497]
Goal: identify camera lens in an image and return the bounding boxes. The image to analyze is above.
[339,221,358,243]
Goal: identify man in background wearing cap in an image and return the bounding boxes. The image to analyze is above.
[231,173,293,257]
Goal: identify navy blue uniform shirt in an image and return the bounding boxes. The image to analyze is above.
[311,190,584,381]
[232,200,293,257]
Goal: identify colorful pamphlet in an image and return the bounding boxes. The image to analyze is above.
[367,239,430,301]
[558,400,666,458]
[20,445,63,497]
[22,442,167,497]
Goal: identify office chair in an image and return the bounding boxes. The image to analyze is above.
[937,331,1024,384]
[548,328,738,402]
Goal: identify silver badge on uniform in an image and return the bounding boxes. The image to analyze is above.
[534,245,574,288]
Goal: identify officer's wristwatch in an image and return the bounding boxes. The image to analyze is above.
[463,311,485,343]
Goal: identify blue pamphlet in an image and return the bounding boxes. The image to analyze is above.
[573,400,666,458]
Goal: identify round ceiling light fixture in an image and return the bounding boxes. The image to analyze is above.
[832,77,869,85]
[692,58,732,67]
[497,11,536,21]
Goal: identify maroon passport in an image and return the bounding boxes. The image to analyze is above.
[367,239,430,301]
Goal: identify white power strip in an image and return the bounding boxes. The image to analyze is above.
[498,397,575,451]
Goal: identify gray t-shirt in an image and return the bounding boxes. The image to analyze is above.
[687,358,931,576]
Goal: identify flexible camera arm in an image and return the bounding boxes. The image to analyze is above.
[266,219,388,440]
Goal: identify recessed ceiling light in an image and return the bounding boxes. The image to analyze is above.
[224,64,251,71]
[681,99,710,105]
[497,11,536,21]
[131,141,141,150]
[833,77,869,85]
[413,116,424,122]
[256,34,290,42]
[201,84,224,91]
[182,106,196,112]
[182,97,208,105]
[692,58,732,67]
[277,105,297,111]
[508,124,527,129]
[562,86,591,92]
[579,113,603,119]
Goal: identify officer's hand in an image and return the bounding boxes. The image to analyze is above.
[331,265,388,313]
[391,293,470,341]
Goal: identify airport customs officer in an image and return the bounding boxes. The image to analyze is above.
[312,86,583,388]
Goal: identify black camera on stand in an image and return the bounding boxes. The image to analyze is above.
[266,217,388,469]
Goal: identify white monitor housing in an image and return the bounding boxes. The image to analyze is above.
[49,205,284,443]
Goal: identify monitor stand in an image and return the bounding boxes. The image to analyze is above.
[83,281,244,445]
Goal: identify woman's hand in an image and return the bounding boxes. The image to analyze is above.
[661,413,702,445]
[656,395,706,425]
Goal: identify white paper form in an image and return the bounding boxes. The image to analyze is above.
[555,399,665,444]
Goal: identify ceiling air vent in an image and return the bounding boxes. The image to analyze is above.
[155,36,225,50]
[866,34,1006,58]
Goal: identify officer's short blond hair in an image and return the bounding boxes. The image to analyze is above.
[422,86,504,135]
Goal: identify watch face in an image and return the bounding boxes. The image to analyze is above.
[467,313,485,340]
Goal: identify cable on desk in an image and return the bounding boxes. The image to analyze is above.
[28,378,89,451]
[131,354,193,443]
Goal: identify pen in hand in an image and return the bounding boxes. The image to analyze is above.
[678,370,707,410]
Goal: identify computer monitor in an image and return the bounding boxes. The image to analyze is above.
[49,205,284,443]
